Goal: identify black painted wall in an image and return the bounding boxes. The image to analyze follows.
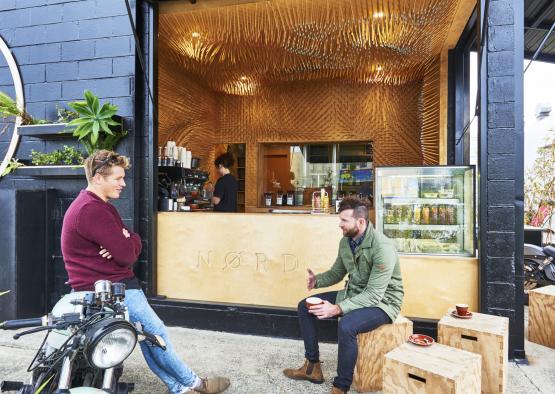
[479,0,525,359]
[0,0,152,306]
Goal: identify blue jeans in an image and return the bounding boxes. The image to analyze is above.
[298,291,391,392]
[125,289,199,394]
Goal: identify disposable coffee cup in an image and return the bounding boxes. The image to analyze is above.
[306,297,323,309]
[455,303,469,316]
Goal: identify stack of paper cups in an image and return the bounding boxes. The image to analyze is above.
[180,147,187,167]
[185,150,192,169]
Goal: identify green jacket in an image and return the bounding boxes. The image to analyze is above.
[315,225,404,322]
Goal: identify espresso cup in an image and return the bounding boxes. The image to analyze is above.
[305,296,324,309]
[455,303,469,316]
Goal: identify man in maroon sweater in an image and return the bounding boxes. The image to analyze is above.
[61,150,230,394]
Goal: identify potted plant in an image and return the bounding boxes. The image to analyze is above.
[68,90,127,155]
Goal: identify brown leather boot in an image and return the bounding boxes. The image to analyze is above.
[189,376,230,393]
[330,386,347,394]
[283,359,324,384]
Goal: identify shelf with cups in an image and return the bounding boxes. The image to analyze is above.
[383,224,462,231]
[383,196,461,205]
[158,166,208,182]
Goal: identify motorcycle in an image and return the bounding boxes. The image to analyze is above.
[524,243,555,302]
[0,280,166,394]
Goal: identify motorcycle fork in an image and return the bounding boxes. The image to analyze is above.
[102,368,115,392]
[56,355,73,391]
[539,256,553,271]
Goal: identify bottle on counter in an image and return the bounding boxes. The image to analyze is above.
[447,205,456,225]
[264,192,273,207]
[430,205,438,225]
[413,205,421,224]
[321,188,329,210]
[336,192,345,213]
[287,190,294,206]
[438,205,447,225]
[276,191,283,206]
[421,205,430,225]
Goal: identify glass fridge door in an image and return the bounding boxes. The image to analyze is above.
[375,166,475,255]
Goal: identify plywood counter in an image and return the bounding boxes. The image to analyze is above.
[157,212,478,319]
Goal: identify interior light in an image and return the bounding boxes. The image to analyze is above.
[373,12,384,18]
[376,66,383,72]
[191,32,200,38]
[240,76,248,81]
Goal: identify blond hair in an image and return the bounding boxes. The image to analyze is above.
[84,150,130,181]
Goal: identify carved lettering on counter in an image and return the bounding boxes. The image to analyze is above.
[255,252,267,272]
[197,250,213,268]
[192,250,301,273]
[223,251,243,270]
[282,254,298,272]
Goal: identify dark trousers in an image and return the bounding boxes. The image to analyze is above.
[298,291,391,391]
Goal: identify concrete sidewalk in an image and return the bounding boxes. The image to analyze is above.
[1,319,554,393]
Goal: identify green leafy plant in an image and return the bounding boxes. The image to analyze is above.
[0,91,45,125]
[1,158,24,177]
[0,290,10,297]
[30,145,84,166]
[56,105,79,123]
[67,90,127,155]
[525,128,555,235]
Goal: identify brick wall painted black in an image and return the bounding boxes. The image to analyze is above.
[479,0,525,359]
[0,0,145,305]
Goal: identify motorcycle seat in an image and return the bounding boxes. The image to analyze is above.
[544,245,555,258]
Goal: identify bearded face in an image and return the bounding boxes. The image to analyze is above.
[339,209,363,238]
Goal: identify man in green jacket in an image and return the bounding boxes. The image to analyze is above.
[283,197,404,394]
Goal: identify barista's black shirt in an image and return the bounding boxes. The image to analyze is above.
[213,173,238,212]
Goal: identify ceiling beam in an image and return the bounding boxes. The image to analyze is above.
[525,20,555,32]
[524,50,555,64]
[529,1,555,28]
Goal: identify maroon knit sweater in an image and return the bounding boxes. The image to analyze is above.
[61,190,142,291]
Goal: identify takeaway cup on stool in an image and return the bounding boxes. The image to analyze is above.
[305,297,324,309]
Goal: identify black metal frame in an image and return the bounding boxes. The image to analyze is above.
[447,9,477,165]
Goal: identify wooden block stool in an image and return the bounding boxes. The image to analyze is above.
[383,342,481,393]
[352,315,413,392]
[529,285,555,349]
[438,311,508,394]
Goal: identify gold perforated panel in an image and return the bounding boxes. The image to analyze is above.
[158,0,447,204]
[421,56,441,165]
[159,0,461,92]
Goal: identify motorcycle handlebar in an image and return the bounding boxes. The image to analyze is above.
[0,317,44,330]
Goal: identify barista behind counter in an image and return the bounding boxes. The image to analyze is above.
[211,153,238,212]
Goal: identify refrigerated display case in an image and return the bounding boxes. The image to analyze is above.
[375,166,475,255]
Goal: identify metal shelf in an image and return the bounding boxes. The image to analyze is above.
[383,224,462,231]
[13,165,85,178]
[382,197,461,205]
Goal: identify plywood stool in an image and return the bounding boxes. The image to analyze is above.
[352,315,413,392]
[529,285,555,349]
[438,311,508,394]
[383,342,481,394]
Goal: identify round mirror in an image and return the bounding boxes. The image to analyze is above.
[0,35,24,178]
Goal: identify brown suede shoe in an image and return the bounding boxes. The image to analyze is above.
[189,376,230,393]
[283,359,324,384]
[330,386,347,394]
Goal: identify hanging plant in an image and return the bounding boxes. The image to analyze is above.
[67,90,128,155]
[0,158,24,177]
[0,91,44,125]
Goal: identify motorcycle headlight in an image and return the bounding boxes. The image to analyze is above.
[85,318,137,369]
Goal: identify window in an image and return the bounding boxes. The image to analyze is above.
[259,142,373,207]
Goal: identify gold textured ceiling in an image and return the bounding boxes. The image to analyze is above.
[159,0,464,95]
